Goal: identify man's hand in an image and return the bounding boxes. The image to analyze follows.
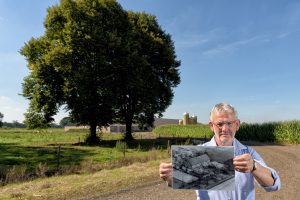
[234,153,275,186]
[233,153,254,173]
[159,162,173,184]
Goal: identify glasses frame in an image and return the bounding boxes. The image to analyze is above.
[210,120,237,129]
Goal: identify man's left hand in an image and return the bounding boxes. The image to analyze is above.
[233,153,254,173]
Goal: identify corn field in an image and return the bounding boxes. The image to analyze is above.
[153,124,213,139]
[153,121,300,144]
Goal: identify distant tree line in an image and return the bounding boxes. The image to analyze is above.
[0,112,61,128]
[0,111,26,128]
[0,112,4,127]
[1,121,61,128]
[2,121,26,128]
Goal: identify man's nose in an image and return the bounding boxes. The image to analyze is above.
[221,123,230,131]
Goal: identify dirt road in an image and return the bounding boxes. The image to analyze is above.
[92,144,299,200]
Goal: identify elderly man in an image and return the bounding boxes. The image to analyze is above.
[159,103,281,200]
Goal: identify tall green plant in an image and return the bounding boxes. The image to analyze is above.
[153,124,213,139]
[154,121,300,144]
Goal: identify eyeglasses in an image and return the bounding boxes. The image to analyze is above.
[210,120,237,128]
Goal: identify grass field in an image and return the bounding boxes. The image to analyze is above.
[0,159,168,200]
[1,122,299,199]
[0,128,172,199]
[0,128,170,186]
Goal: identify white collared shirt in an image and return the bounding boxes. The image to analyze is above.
[196,137,281,200]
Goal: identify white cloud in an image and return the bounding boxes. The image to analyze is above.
[277,32,290,39]
[174,28,225,50]
[0,96,68,123]
[202,35,269,56]
[175,34,209,49]
[0,96,10,101]
[0,96,27,122]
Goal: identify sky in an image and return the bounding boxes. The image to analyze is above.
[1,0,300,124]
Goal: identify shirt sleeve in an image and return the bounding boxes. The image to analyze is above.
[261,166,281,192]
[250,147,281,192]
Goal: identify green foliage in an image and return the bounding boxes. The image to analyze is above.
[237,121,300,144]
[236,122,278,142]
[115,12,181,140]
[24,110,49,129]
[153,124,213,139]
[59,117,72,127]
[115,140,127,152]
[20,0,180,142]
[274,121,300,143]
[21,0,126,133]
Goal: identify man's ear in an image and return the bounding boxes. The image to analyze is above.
[236,119,241,131]
[209,122,214,132]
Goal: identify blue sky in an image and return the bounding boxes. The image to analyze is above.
[1,0,300,124]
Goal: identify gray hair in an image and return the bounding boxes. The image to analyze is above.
[209,103,238,121]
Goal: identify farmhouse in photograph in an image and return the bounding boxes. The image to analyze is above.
[172,145,235,190]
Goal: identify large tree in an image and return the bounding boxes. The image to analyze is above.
[114,12,181,140]
[21,0,180,142]
[21,0,129,143]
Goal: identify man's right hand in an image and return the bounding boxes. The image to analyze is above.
[159,162,173,185]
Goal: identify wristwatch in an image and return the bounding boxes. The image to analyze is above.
[252,159,257,172]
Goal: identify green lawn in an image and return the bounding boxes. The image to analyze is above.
[0,128,169,185]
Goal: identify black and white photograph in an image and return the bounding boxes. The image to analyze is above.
[172,145,235,190]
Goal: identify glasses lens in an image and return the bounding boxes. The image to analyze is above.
[214,120,235,128]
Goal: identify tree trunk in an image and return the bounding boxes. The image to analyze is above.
[124,118,134,141]
[90,123,97,139]
[87,121,100,144]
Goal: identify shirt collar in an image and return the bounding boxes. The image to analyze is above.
[207,136,249,155]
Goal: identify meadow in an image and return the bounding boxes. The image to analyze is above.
[0,128,169,186]
[0,122,299,199]
[1,120,299,185]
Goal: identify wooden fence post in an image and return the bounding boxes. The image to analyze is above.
[56,145,61,172]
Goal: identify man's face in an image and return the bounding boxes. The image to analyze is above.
[209,111,240,146]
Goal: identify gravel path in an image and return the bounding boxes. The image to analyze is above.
[88,144,299,200]
[89,181,196,200]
